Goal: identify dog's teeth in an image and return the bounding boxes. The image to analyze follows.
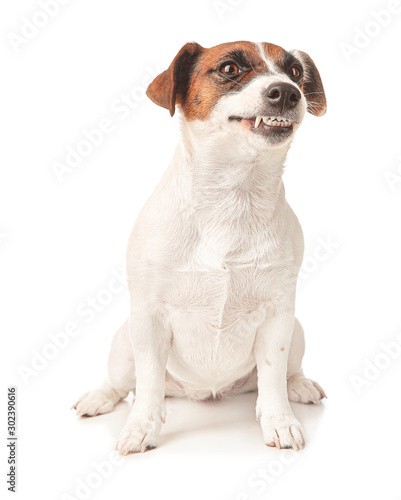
[259,116,292,127]
[254,116,262,128]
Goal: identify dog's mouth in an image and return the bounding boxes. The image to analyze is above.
[229,115,294,140]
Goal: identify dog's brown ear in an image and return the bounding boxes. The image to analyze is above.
[291,50,327,117]
[146,42,204,116]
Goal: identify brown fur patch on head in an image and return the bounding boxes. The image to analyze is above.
[147,41,270,120]
[181,41,266,120]
[146,41,326,120]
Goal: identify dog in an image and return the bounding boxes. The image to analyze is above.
[73,41,327,454]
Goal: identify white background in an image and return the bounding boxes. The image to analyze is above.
[2,0,401,499]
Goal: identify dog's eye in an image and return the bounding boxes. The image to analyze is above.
[289,64,302,80]
[219,62,240,76]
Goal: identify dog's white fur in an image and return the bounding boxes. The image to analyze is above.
[74,47,326,453]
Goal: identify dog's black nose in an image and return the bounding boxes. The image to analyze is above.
[264,83,301,110]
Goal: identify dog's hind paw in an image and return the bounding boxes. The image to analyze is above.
[287,374,326,405]
[72,388,119,417]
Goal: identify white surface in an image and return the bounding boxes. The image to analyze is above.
[1,0,401,499]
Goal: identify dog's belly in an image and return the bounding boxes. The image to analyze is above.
[164,265,274,392]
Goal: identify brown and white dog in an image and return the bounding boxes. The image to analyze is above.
[73,41,327,453]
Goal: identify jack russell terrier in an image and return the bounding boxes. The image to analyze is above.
[73,41,327,454]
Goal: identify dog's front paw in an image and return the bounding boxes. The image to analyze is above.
[116,415,162,455]
[260,414,305,451]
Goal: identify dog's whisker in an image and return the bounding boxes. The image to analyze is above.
[219,73,245,87]
[249,61,260,78]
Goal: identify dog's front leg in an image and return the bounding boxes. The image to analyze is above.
[254,306,305,450]
[116,309,171,455]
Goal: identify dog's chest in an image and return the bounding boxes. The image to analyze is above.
[165,255,285,373]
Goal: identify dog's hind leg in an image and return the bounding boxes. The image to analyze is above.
[72,320,136,417]
[286,318,326,404]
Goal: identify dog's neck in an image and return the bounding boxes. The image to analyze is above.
[164,118,293,261]
[177,118,290,224]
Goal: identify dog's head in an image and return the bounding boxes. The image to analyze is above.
[147,41,326,149]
